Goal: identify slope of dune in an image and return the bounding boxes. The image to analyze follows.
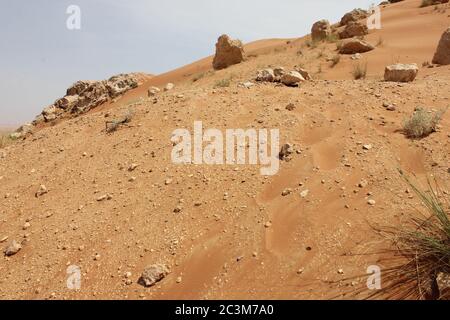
[0,0,449,300]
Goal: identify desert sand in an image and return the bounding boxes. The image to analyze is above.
[0,0,449,300]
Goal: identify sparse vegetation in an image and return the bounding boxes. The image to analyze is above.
[192,70,214,82]
[0,132,14,148]
[376,36,384,47]
[370,171,450,299]
[326,33,339,43]
[105,108,134,133]
[214,77,232,88]
[420,0,437,8]
[192,72,205,82]
[330,54,341,67]
[352,62,367,80]
[305,39,318,49]
[403,107,446,139]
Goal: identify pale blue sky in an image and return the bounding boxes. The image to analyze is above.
[0,0,375,125]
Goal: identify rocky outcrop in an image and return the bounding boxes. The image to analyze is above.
[311,20,331,41]
[339,21,369,39]
[255,67,310,87]
[339,39,375,54]
[340,9,369,26]
[384,63,419,82]
[31,73,147,127]
[432,27,450,65]
[212,35,245,70]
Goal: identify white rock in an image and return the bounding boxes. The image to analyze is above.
[384,64,419,83]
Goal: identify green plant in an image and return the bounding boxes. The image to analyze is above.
[352,62,367,80]
[403,107,446,139]
[369,171,450,299]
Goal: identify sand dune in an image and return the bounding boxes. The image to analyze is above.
[0,0,449,300]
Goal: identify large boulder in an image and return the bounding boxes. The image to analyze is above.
[311,20,331,41]
[384,63,419,82]
[432,27,450,65]
[339,21,369,39]
[212,35,245,70]
[339,39,375,54]
[340,8,369,26]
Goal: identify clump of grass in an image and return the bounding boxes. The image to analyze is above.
[105,108,134,133]
[376,36,384,47]
[403,107,446,139]
[192,72,205,82]
[330,54,341,67]
[214,77,232,88]
[352,62,367,80]
[0,134,11,149]
[420,0,436,8]
[369,170,450,300]
[326,33,339,43]
[305,39,318,49]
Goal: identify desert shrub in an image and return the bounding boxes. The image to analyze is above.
[326,33,339,43]
[369,171,450,299]
[192,72,205,82]
[0,135,9,148]
[330,54,341,67]
[420,0,436,7]
[214,78,231,88]
[403,107,446,139]
[0,133,14,148]
[105,108,134,133]
[305,39,318,49]
[352,62,367,80]
[376,36,384,47]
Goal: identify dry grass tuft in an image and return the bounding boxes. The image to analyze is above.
[403,107,446,139]
[352,62,367,80]
[368,171,450,300]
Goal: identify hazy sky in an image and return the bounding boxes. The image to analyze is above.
[0,0,375,125]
